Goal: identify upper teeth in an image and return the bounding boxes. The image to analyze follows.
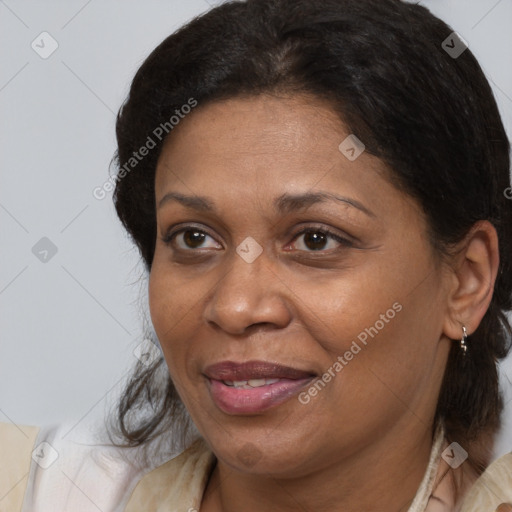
[223,378,280,389]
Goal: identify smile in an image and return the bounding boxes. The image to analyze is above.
[204,360,317,414]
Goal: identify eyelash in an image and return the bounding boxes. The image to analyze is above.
[161,224,353,253]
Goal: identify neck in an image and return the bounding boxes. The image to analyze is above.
[201,420,438,512]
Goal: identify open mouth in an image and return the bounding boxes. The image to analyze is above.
[222,378,281,388]
[204,361,317,414]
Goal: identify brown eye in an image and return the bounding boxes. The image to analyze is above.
[163,226,221,251]
[302,231,329,251]
[182,229,207,248]
[291,228,351,252]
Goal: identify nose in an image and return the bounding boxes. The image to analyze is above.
[203,247,293,335]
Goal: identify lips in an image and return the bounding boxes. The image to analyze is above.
[204,360,316,414]
[204,360,315,381]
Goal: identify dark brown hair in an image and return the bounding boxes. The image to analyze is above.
[109,0,512,479]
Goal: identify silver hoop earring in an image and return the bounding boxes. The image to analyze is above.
[460,326,468,356]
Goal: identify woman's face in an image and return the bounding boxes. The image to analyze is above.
[149,94,452,476]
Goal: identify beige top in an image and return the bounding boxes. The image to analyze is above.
[125,422,447,512]
[1,421,511,512]
[0,423,39,512]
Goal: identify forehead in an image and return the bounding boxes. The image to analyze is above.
[153,93,420,226]
[157,95,372,181]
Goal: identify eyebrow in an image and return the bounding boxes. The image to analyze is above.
[157,191,375,218]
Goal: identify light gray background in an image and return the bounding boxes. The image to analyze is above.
[1,0,511,457]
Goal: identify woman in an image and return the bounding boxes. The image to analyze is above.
[2,0,511,510]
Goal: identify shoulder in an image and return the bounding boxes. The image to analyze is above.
[0,422,40,512]
[19,419,153,512]
[124,437,216,512]
[460,452,512,511]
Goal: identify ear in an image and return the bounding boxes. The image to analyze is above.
[442,220,500,340]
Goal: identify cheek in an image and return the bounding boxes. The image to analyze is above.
[148,255,203,333]
[293,254,443,414]
[147,258,222,399]
[148,267,172,341]
[148,264,193,368]
[281,257,409,356]
[333,290,442,427]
